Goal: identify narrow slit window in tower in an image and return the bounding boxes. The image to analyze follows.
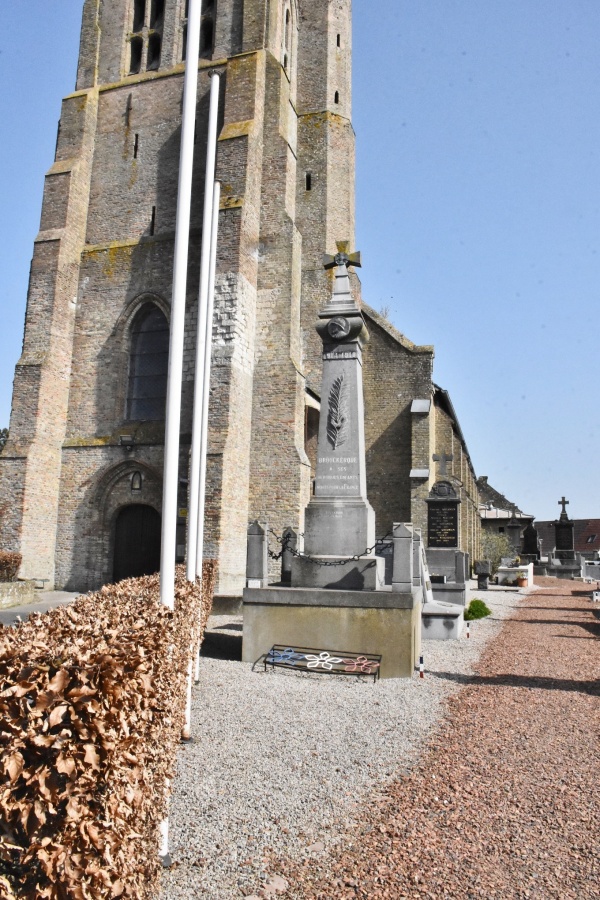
[133,0,146,32]
[182,23,187,61]
[305,172,312,191]
[147,32,162,70]
[150,206,156,235]
[134,133,139,158]
[200,18,214,57]
[127,305,169,421]
[283,7,292,69]
[150,0,165,28]
[337,33,341,47]
[129,36,143,74]
[334,90,340,104]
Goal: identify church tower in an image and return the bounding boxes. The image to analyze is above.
[0,0,356,596]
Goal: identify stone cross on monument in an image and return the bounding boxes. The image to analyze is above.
[432,451,453,478]
[290,243,384,591]
[558,496,569,520]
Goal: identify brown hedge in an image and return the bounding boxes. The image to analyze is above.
[0,561,216,900]
[0,553,22,583]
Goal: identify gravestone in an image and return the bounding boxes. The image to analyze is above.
[426,480,459,548]
[553,496,575,561]
[474,559,491,590]
[521,521,540,562]
[545,496,581,579]
[425,480,466,606]
[506,511,522,553]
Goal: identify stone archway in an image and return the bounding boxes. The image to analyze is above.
[78,459,163,590]
[113,503,161,582]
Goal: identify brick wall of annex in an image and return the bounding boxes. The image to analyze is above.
[362,307,433,539]
[431,399,481,562]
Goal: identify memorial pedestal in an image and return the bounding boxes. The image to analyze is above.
[242,586,421,679]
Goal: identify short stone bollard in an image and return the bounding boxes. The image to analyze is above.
[246,520,269,588]
[280,526,297,585]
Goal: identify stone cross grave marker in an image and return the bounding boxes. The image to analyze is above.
[433,451,453,478]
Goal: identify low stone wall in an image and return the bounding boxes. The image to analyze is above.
[497,562,534,587]
[0,580,36,610]
[242,586,422,679]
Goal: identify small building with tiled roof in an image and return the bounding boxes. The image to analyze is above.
[535,520,600,560]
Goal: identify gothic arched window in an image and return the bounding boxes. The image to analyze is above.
[127,305,169,420]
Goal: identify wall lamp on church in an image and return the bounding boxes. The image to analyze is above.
[119,434,134,452]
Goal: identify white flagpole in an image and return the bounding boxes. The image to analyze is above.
[186,70,221,581]
[193,180,220,686]
[158,0,202,867]
[196,180,221,575]
[160,0,203,609]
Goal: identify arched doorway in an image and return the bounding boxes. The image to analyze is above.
[113,504,161,582]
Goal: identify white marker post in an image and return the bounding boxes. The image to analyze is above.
[186,71,221,581]
[196,180,221,574]
[160,0,203,609]
[194,180,220,685]
[159,0,203,866]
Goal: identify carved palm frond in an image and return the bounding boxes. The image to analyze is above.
[327,374,348,449]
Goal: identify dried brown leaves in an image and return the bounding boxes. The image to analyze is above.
[0,561,216,900]
[0,553,22,584]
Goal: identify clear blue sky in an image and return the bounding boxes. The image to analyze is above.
[1,1,598,522]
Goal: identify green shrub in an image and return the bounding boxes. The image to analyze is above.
[480,531,513,575]
[464,598,492,620]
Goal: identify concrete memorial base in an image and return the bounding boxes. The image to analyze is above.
[422,600,464,640]
[242,586,421,679]
[290,555,385,591]
[0,580,36,610]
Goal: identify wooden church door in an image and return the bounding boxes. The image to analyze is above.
[113,504,161,582]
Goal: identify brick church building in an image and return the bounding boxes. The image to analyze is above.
[0,0,481,598]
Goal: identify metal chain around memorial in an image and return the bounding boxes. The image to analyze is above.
[268,528,393,566]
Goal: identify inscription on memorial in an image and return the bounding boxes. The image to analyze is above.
[428,503,458,548]
[317,455,359,494]
[323,350,359,360]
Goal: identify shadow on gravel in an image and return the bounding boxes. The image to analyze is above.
[524,607,594,613]
[430,671,600,695]
[201,632,242,661]
[515,619,600,636]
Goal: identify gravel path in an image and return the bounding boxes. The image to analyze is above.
[161,584,527,899]
[268,578,600,899]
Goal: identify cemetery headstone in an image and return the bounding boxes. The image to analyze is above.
[554,496,575,560]
[521,521,540,562]
[425,481,466,606]
[426,481,459,548]
[474,559,491,590]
